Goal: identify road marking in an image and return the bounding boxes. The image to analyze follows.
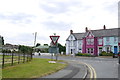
[70,60,97,79]
[78,62,97,80]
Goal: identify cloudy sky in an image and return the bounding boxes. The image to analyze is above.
[0,0,119,46]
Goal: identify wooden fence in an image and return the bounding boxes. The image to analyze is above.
[1,52,32,68]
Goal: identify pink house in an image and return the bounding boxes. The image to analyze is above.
[82,29,103,56]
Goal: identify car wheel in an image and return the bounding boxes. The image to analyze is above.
[113,55,115,58]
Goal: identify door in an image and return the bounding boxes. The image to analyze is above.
[114,46,118,54]
[99,47,102,54]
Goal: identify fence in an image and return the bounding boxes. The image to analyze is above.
[1,52,32,68]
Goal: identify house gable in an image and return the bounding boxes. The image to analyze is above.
[86,31,94,38]
[68,34,76,41]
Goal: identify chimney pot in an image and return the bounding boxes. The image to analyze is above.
[70,30,73,34]
[85,27,88,32]
[103,25,106,29]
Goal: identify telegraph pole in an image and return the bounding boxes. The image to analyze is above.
[34,32,37,46]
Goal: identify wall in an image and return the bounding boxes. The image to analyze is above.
[103,37,118,53]
[66,34,76,55]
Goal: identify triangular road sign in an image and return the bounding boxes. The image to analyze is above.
[50,36,60,45]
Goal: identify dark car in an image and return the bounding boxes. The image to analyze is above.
[113,53,118,58]
[118,52,120,64]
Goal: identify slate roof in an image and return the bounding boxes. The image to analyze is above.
[66,28,120,41]
[66,33,85,41]
[73,33,85,40]
[91,28,120,37]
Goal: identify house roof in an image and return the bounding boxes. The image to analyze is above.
[91,28,120,37]
[73,33,85,40]
[66,28,120,41]
[34,45,49,49]
[66,33,85,41]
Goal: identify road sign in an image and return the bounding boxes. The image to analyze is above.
[49,47,59,53]
[49,33,60,61]
[50,36,60,45]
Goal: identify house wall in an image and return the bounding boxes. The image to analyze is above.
[77,40,83,53]
[94,37,98,56]
[82,38,86,53]
[66,41,70,55]
[103,37,118,53]
[66,34,76,55]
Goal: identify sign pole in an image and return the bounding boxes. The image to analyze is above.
[51,53,53,60]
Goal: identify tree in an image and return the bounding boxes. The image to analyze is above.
[19,45,33,54]
[1,37,4,45]
[36,43,41,47]
[58,43,66,53]
[44,44,48,46]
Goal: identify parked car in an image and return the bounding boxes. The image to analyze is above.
[118,52,120,64]
[113,53,118,58]
[32,52,41,56]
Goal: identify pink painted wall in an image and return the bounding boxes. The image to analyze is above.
[82,38,86,53]
[94,37,98,56]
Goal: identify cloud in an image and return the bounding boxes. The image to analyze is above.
[0,0,119,46]
[4,33,35,46]
[40,0,82,14]
[42,21,72,31]
[0,13,35,24]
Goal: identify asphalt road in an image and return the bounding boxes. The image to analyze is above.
[34,55,119,79]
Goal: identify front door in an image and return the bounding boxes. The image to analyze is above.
[99,47,102,54]
[114,46,118,54]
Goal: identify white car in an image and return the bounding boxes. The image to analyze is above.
[33,52,41,56]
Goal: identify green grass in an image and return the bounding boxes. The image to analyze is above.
[2,58,67,78]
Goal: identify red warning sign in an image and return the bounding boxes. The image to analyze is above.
[50,36,60,45]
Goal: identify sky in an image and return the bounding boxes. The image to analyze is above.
[0,0,119,46]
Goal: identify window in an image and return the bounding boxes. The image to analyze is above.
[114,37,117,42]
[91,39,94,45]
[88,48,90,53]
[87,39,90,45]
[98,38,102,45]
[79,41,81,45]
[87,48,94,53]
[106,37,109,41]
[87,38,94,45]
[91,48,93,53]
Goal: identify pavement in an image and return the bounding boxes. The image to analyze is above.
[34,61,88,80]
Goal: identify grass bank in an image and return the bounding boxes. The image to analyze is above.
[2,58,67,78]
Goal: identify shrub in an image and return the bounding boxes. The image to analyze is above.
[99,51,113,56]
[76,53,94,57]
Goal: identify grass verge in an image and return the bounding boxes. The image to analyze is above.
[2,58,67,78]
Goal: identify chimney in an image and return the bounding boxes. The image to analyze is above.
[70,30,73,34]
[103,25,106,29]
[85,27,88,32]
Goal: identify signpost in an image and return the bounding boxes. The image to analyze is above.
[49,33,60,60]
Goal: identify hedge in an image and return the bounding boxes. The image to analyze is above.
[99,51,113,56]
[75,53,95,57]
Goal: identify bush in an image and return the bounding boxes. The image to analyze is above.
[99,51,113,56]
[76,53,94,57]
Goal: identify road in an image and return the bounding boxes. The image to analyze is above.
[34,55,119,79]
